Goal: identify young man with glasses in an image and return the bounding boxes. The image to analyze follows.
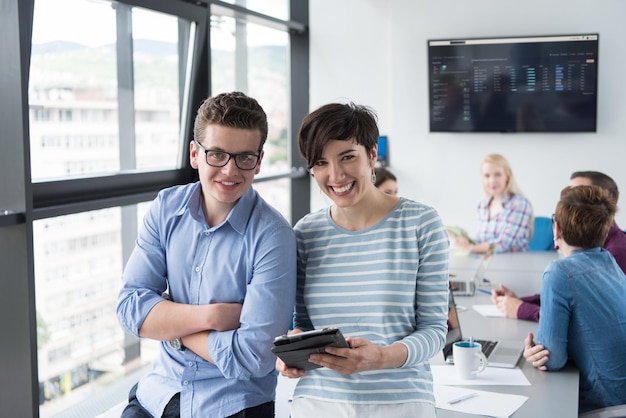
[117,91,296,418]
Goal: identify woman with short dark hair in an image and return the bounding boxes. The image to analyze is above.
[279,102,449,418]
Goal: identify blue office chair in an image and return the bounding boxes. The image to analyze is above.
[578,404,626,418]
[528,216,555,252]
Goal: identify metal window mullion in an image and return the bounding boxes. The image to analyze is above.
[1,0,40,417]
[235,14,248,92]
[115,3,136,171]
[115,3,142,365]
[289,0,310,225]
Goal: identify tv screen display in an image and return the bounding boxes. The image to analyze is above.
[428,34,598,133]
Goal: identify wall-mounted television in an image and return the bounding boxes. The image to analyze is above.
[428,34,598,133]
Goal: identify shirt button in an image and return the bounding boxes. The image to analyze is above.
[183,381,189,385]
[195,266,200,272]
[188,362,193,367]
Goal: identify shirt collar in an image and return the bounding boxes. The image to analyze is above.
[186,183,256,235]
[487,193,513,206]
[501,193,513,205]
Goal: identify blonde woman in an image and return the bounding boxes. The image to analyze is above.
[452,153,532,254]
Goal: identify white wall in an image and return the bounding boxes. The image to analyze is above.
[309,0,626,233]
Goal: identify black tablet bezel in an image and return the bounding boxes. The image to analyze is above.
[271,328,350,370]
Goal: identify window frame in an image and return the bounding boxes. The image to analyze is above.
[0,0,309,416]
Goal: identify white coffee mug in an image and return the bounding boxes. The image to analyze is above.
[453,341,488,379]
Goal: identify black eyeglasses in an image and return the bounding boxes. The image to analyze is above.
[195,140,260,171]
[552,213,557,224]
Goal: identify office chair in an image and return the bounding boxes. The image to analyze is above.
[528,216,555,252]
[579,404,626,418]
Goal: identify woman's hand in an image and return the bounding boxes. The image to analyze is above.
[308,337,407,375]
[523,332,549,370]
[275,329,307,379]
[275,356,306,379]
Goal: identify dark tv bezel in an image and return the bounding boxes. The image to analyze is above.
[427,33,599,133]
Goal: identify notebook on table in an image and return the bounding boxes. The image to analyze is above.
[443,287,523,368]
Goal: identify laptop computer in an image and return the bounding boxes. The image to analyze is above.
[443,287,523,368]
[449,254,490,296]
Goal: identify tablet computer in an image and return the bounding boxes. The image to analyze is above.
[271,328,350,370]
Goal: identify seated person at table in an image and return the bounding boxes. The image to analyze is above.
[374,167,398,196]
[448,153,532,254]
[491,171,626,321]
[523,185,626,413]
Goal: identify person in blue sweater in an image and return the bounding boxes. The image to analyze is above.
[523,185,626,413]
[276,102,449,418]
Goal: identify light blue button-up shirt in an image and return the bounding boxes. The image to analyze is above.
[117,183,296,417]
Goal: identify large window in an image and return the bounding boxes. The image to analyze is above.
[29,2,195,414]
[11,1,309,417]
[29,0,189,181]
[210,6,292,217]
[34,205,160,417]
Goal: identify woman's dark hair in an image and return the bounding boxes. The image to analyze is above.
[193,91,268,150]
[298,102,379,169]
[374,167,397,188]
[555,185,617,248]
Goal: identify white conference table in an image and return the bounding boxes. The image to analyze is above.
[276,251,579,418]
[437,250,579,417]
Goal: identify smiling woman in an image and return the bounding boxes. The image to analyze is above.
[448,153,533,255]
[277,102,450,418]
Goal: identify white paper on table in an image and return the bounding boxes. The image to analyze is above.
[472,304,506,317]
[435,385,529,418]
[432,364,531,386]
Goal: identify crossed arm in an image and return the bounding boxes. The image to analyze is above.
[140,298,242,363]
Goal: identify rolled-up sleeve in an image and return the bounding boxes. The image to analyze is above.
[116,194,169,336]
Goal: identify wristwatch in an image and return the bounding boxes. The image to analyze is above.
[169,337,184,351]
[161,292,185,351]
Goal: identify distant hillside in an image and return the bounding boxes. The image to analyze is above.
[30,40,286,90]
[31,40,88,54]
[32,39,177,55]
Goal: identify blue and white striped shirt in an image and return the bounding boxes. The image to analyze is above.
[293,198,449,405]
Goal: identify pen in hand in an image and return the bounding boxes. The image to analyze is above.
[476,287,492,296]
[448,392,479,405]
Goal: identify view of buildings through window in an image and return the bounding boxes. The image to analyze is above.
[29,0,292,416]
[210,9,292,218]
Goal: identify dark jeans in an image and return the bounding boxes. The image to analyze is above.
[120,383,275,418]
